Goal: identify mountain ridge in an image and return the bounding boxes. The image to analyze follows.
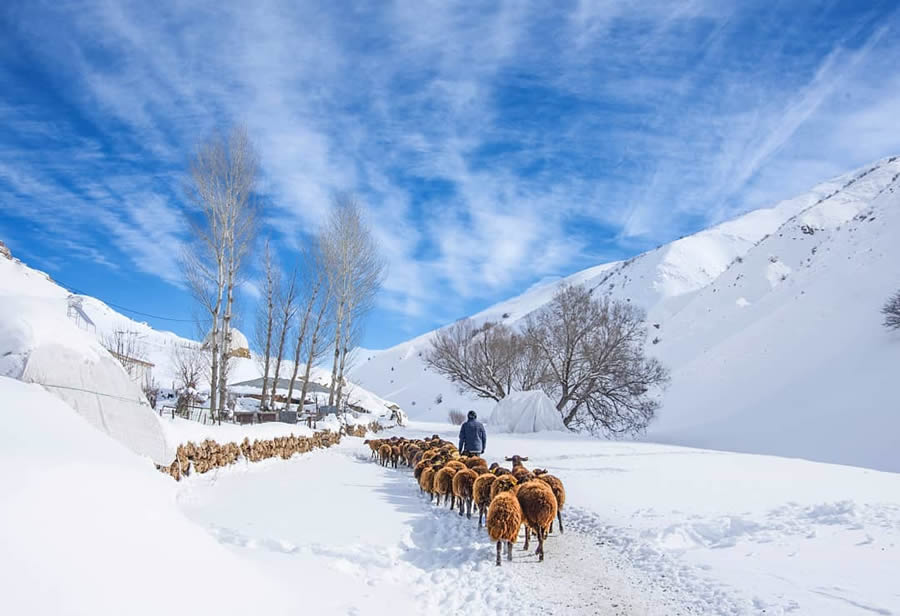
[352,156,900,471]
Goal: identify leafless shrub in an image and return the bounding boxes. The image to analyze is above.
[102,330,148,382]
[883,290,900,330]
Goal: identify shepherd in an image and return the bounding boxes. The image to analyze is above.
[458,410,487,455]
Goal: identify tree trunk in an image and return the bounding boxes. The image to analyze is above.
[334,307,353,410]
[328,298,345,407]
[209,317,219,422]
[285,285,318,412]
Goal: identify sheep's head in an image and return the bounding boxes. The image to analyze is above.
[504,455,529,467]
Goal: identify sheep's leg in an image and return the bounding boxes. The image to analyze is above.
[506,541,513,561]
[549,520,554,534]
[538,528,545,562]
[523,527,530,551]
[478,507,484,528]
[558,510,564,534]
[466,498,472,519]
[449,495,455,510]
[458,498,464,517]
[495,541,502,567]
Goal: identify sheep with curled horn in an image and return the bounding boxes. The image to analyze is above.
[517,479,558,562]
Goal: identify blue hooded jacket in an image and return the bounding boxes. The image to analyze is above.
[458,417,487,453]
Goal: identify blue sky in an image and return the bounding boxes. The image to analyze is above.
[1,1,899,349]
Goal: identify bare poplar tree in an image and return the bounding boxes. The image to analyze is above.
[268,267,299,410]
[522,284,669,436]
[321,195,386,408]
[183,125,258,423]
[253,239,277,409]
[285,240,330,412]
[298,264,334,412]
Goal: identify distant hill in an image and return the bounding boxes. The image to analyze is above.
[352,156,900,472]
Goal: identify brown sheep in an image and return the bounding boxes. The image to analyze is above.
[444,460,467,472]
[486,491,523,566]
[419,466,438,501]
[452,468,479,518]
[433,466,459,508]
[473,472,497,528]
[413,459,429,481]
[516,480,558,561]
[489,474,519,501]
[512,467,535,484]
[505,455,529,470]
[463,456,486,469]
[390,445,402,468]
[535,472,566,534]
[378,443,392,467]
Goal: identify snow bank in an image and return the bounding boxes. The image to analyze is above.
[0,289,170,465]
[488,390,567,433]
[0,376,296,616]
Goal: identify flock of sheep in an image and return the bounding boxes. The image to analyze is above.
[365,435,566,566]
[156,427,362,480]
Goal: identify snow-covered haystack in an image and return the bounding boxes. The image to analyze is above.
[203,327,251,359]
[488,390,567,433]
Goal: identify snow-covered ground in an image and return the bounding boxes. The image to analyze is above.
[180,420,900,615]
[2,367,898,615]
[352,156,900,472]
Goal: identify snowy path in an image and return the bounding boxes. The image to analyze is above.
[174,424,900,615]
[176,440,675,615]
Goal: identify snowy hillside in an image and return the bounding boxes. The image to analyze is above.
[352,156,900,471]
[0,249,402,453]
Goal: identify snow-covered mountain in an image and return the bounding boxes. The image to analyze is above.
[352,156,900,472]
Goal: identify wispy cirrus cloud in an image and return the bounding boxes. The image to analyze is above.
[1,0,899,345]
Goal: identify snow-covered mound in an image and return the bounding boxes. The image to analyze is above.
[0,263,171,464]
[0,376,297,616]
[203,326,251,359]
[488,390,567,433]
[353,156,900,472]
